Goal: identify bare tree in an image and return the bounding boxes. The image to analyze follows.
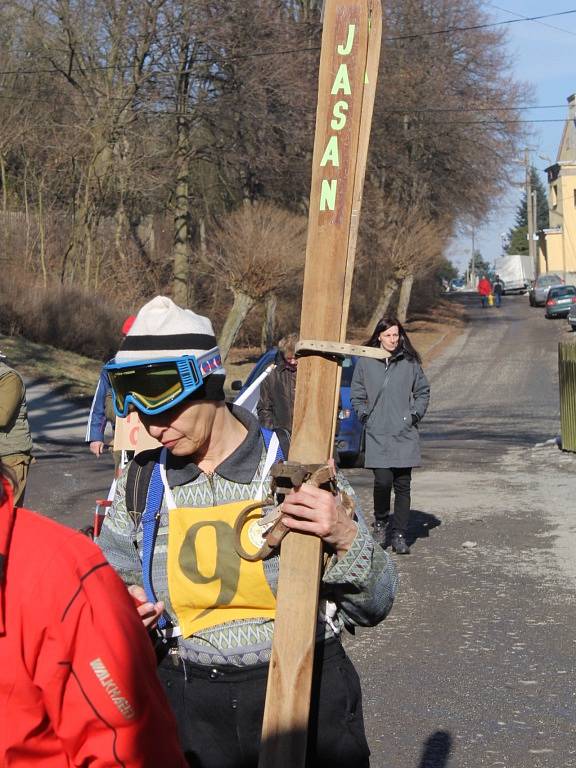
[0,0,530,349]
[361,196,446,329]
[25,0,163,286]
[208,202,306,359]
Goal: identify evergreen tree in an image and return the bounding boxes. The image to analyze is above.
[467,250,491,275]
[435,257,459,283]
[505,167,549,254]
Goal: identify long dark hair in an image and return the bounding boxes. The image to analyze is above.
[364,316,422,363]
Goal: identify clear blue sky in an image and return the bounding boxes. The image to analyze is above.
[446,1,576,274]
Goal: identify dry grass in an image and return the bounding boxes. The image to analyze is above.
[0,334,103,402]
[0,269,131,361]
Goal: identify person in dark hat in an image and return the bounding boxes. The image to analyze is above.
[96,296,398,768]
[492,274,504,308]
[257,332,298,432]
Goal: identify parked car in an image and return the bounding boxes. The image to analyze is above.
[232,350,364,466]
[544,285,576,318]
[568,303,576,331]
[449,278,466,292]
[529,273,564,306]
[335,356,364,466]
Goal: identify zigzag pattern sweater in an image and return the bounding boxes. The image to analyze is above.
[97,406,398,667]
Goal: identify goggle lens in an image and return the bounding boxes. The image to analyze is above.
[107,357,203,416]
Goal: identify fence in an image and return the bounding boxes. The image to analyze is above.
[558,340,576,452]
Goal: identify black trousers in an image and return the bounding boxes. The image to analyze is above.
[158,640,370,768]
[373,466,412,535]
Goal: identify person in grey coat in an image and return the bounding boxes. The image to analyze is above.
[351,317,430,554]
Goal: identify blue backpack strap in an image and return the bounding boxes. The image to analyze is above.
[141,462,168,630]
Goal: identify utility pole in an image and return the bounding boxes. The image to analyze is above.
[525,149,537,274]
[470,227,476,286]
[531,189,539,276]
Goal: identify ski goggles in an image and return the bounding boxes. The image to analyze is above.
[105,355,206,417]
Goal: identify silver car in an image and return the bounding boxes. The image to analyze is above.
[529,273,564,306]
[568,302,576,331]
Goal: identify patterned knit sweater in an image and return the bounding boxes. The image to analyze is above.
[97,406,398,666]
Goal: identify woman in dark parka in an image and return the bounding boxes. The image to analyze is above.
[351,317,430,554]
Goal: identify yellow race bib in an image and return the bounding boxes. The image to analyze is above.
[167,500,276,637]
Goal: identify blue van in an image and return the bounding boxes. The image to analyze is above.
[232,351,364,466]
[335,356,364,466]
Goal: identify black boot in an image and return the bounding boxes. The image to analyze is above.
[391,531,410,555]
[372,520,388,548]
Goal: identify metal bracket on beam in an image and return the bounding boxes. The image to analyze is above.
[295,339,391,362]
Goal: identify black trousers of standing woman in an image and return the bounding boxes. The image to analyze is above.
[373,467,412,535]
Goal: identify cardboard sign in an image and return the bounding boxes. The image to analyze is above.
[113,412,161,453]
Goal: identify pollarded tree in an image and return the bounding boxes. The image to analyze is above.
[359,196,447,329]
[208,201,306,359]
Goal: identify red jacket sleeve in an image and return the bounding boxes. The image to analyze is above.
[30,542,187,768]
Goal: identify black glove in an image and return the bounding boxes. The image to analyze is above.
[411,414,419,426]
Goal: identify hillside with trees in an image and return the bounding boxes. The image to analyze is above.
[0,0,526,358]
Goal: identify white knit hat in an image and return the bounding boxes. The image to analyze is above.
[115,297,226,390]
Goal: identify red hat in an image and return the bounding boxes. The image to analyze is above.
[121,315,136,336]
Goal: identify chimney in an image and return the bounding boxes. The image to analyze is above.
[557,93,576,162]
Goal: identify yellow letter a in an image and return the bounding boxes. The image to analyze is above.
[331,64,351,96]
[320,136,340,167]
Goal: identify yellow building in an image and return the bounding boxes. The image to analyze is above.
[538,93,576,278]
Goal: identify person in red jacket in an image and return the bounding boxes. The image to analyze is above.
[0,461,187,767]
[477,275,493,308]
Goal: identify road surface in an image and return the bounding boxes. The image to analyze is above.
[344,294,576,768]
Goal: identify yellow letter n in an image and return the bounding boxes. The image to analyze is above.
[320,179,337,211]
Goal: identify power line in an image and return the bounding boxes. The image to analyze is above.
[0,87,573,127]
[0,45,320,77]
[0,83,571,114]
[379,104,569,114]
[384,8,576,41]
[373,118,571,130]
[0,89,569,128]
[487,3,576,38]
[0,8,575,78]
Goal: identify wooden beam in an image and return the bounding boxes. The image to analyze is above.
[258,3,382,766]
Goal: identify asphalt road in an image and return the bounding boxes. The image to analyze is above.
[22,292,576,767]
[25,379,115,529]
[343,293,576,768]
